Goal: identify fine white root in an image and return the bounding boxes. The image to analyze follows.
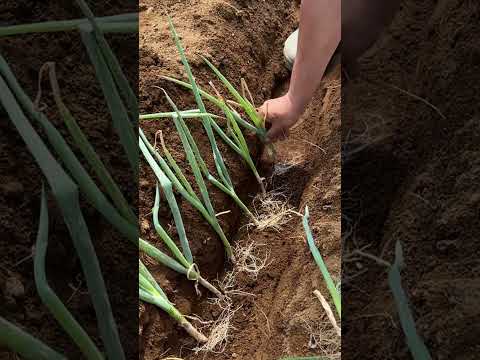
[191,238,270,354]
[193,302,241,354]
[247,191,300,232]
[301,317,341,359]
[233,241,271,281]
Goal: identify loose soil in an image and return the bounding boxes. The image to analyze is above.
[139,1,340,360]
[0,1,137,359]
[343,1,480,359]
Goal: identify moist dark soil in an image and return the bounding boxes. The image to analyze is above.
[0,1,138,359]
[342,1,480,359]
[139,1,341,359]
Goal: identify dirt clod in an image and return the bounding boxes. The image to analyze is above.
[0,181,24,197]
[3,275,25,299]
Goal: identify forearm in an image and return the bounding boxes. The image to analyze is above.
[288,0,341,112]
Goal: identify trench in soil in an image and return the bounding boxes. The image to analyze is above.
[139,3,341,359]
[139,78,341,360]
[139,13,341,360]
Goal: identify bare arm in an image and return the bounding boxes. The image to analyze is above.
[259,0,340,142]
[290,0,341,112]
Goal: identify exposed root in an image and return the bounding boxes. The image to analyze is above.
[301,317,341,360]
[342,117,391,163]
[214,0,244,16]
[190,238,271,354]
[232,241,271,281]
[248,191,300,231]
[193,301,242,354]
[380,81,446,120]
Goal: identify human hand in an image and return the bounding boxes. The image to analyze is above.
[257,93,304,143]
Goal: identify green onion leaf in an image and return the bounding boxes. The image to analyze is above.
[34,185,103,360]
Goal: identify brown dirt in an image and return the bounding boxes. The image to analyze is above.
[343,1,480,359]
[139,1,341,359]
[0,1,137,359]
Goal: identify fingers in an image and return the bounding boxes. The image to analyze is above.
[257,100,271,127]
[257,102,267,120]
[265,122,289,143]
[259,100,288,143]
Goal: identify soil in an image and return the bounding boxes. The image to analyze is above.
[0,1,138,359]
[139,1,341,359]
[342,1,480,359]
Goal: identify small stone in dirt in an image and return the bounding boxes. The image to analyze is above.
[141,219,150,232]
[0,181,24,197]
[174,296,192,314]
[27,308,44,324]
[4,276,25,299]
[4,296,17,311]
[143,56,155,66]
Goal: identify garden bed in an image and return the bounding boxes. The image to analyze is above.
[0,1,138,359]
[342,1,480,358]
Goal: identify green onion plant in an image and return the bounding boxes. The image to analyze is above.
[0,317,66,360]
[140,109,220,120]
[162,18,264,212]
[0,13,138,36]
[34,186,104,360]
[303,206,341,319]
[388,242,432,360]
[139,262,207,343]
[0,56,125,359]
[353,243,432,359]
[140,182,223,297]
[139,129,233,258]
[159,19,267,194]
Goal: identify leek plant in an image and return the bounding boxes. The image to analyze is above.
[303,206,341,319]
[163,18,264,210]
[0,317,65,360]
[0,0,209,353]
[140,129,233,258]
[0,55,124,359]
[160,19,267,194]
[0,13,138,36]
[139,262,207,343]
[353,243,432,360]
[140,109,220,120]
[34,186,104,360]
